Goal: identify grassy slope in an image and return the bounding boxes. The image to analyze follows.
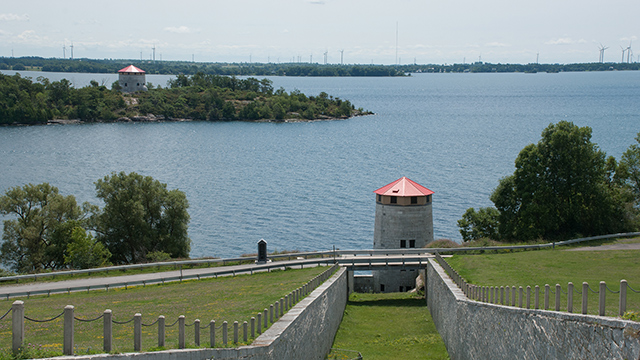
[0,266,326,357]
[446,243,640,317]
[329,292,449,360]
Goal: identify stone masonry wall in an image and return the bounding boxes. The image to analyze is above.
[427,258,640,360]
[45,267,347,360]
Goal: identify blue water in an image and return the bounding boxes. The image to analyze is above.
[1,71,639,258]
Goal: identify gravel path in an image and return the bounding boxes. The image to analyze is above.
[566,241,640,251]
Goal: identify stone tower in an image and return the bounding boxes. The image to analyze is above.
[373,176,434,293]
[117,65,147,93]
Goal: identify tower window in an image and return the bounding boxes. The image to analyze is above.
[400,240,407,248]
[409,240,416,248]
[377,194,381,202]
[411,196,418,204]
[390,196,397,204]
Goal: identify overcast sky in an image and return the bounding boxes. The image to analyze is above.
[1,0,638,65]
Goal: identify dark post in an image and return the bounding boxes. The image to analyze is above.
[257,239,268,264]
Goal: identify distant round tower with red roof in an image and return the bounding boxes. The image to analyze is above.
[373,176,434,292]
[118,65,147,93]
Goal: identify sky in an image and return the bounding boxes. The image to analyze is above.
[0,0,638,65]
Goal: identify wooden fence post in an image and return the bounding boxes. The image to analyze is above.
[178,315,186,349]
[134,313,142,352]
[567,283,574,313]
[620,280,627,317]
[103,309,112,353]
[195,319,200,346]
[582,282,588,314]
[63,305,74,356]
[599,281,606,316]
[12,300,24,355]
[158,315,165,348]
[210,320,215,347]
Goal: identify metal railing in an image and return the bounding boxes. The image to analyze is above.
[1,231,637,284]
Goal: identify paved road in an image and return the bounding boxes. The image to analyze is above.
[0,258,326,299]
[0,254,435,299]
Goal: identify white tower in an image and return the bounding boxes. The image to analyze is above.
[117,65,148,93]
[373,177,434,292]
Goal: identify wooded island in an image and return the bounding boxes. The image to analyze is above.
[0,72,370,125]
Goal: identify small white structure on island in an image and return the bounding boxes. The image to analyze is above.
[117,65,147,93]
[373,176,434,293]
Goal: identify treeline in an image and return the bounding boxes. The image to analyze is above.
[0,57,405,76]
[401,62,640,73]
[2,56,640,76]
[458,123,640,243]
[0,72,365,124]
[0,172,191,274]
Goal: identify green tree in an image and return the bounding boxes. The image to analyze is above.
[618,131,640,203]
[64,226,111,269]
[0,183,90,272]
[94,172,191,264]
[457,207,500,241]
[491,121,627,241]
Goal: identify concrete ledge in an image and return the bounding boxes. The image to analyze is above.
[43,267,347,360]
[427,258,640,360]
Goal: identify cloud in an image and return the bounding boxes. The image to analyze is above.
[0,13,29,21]
[485,42,509,48]
[308,0,325,4]
[545,37,577,45]
[164,26,193,34]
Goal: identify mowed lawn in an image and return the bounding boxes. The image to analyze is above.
[329,292,449,360]
[0,266,326,357]
[446,244,640,317]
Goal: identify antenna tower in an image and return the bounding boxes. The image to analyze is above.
[395,21,399,65]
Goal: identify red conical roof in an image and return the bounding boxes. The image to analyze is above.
[118,65,145,73]
[374,177,434,197]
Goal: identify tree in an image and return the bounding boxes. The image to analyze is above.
[457,207,500,241]
[618,131,640,203]
[94,172,190,264]
[0,183,90,272]
[490,121,627,241]
[64,226,111,269]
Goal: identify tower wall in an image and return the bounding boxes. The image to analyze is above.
[119,73,147,93]
[373,196,433,293]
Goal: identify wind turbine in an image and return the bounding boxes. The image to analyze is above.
[63,44,66,59]
[598,43,609,63]
[323,50,328,65]
[621,45,626,63]
[340,49,344,65]
[70,43,74,60]
[626,41,632,63]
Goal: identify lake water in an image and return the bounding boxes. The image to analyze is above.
[1,70,639,258]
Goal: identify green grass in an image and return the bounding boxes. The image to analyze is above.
[329,292,449,360]
[0,266,326,358]
[445,242,640,318]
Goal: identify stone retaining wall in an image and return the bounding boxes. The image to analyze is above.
[426,258,640,360]
[45,267,347,360]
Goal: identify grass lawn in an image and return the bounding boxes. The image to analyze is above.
[0,266,327,358]
[445,243,640,317]
[329,292,449,360]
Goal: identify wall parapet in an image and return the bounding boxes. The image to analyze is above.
[427,258,640,360]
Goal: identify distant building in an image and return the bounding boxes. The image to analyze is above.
[117,65,147,93]
[372,176,434,293]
